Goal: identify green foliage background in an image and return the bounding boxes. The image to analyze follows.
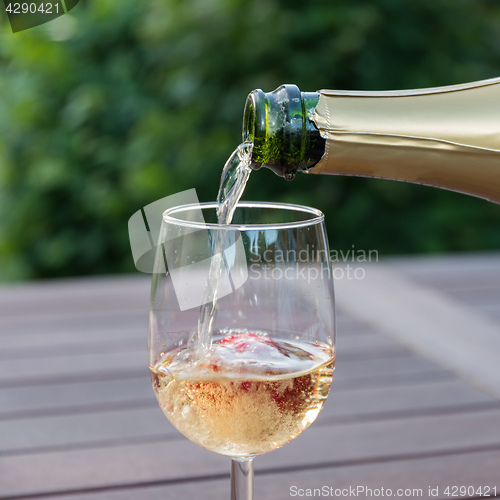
[1,0,500,281]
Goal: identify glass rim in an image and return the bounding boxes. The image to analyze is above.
[163,201,324,230]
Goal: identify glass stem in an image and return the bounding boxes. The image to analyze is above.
[230,457,254,500]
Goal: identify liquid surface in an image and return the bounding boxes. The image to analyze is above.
[150,331,335,457]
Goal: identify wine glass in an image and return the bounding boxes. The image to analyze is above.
[148,201,336,500]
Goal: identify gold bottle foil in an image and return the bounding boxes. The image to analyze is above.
[311,76,500,203]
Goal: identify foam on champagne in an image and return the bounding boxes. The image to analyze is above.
[161,331,332,380]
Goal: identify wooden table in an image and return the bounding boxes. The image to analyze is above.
[1,254,499,499]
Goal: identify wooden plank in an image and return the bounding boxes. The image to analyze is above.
[0,311,360,339]
[0,338,420,418]
[317,377,498,422]
[337,329,407,352]
[0,407,171,454]
[0,318,394,357]
[0,309,148,337]
[0,315,366,348]
[253,450,500,500]
[0,337,144,361]
[446,287,500,303]
[386,253,500,290]
[1,378,496,455]
[257,410,500,472]
[1,375,491,423]
[386,257,500,324]
[1,409,500,497]
[0,328,144,351]
[0,328,375,365]
[0,275,360,334]
[0,322,430,388]
[0,350,147,386]
[0,276,355,338]
[445,289,500,319]
[335,262,500,399]
[336,315,376,334]
[0,346,447,390]
[31,450,500,500]
[334,355,449,388]
[0,377,155,419]
[476,306,500,321]
[0,276,150,315]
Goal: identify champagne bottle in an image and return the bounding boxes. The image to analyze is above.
[243,76,500,203]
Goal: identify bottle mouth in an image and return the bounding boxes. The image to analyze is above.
[242,84,305,180]
[243,89,265,150]
[242,85,325,180]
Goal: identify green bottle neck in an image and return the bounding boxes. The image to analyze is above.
[242,85,326,180]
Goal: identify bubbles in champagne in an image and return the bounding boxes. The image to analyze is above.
[150,332,335,458]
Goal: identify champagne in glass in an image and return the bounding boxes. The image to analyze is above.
[151,333,334,457]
